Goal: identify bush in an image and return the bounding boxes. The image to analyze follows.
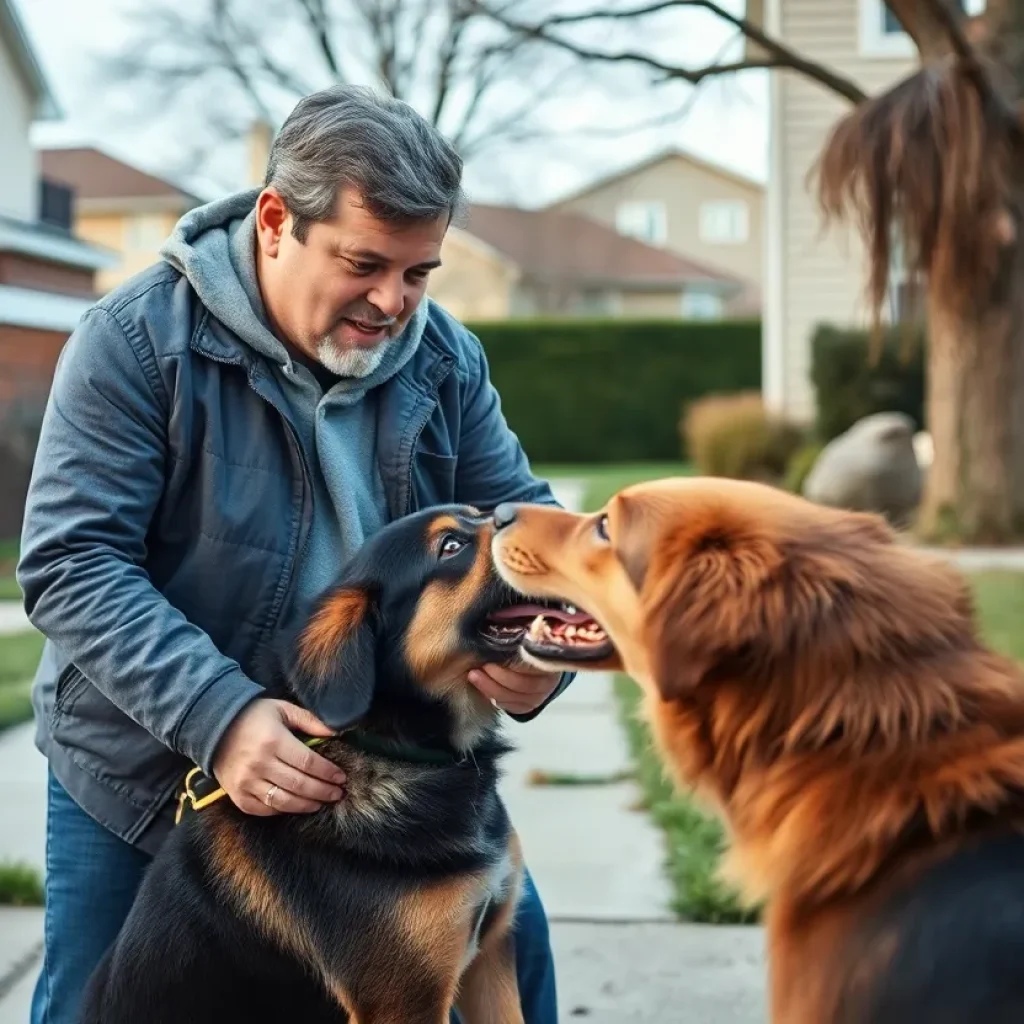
[469,319,761,463]
[784,441,825,495]
[682,391,805,484]
[810,324,925,442]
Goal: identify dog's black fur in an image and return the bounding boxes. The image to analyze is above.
[81,505,540,1024]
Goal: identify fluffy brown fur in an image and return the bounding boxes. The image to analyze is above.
[492,477,1024,1022]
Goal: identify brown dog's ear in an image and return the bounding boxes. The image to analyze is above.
[611,493,653,591]
[641,521,785,701]
[285,587,377,731]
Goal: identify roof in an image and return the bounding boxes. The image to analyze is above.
[550,147,764,209]
[39,148,202,210]
[0,214,117,271]
[0,0,59,118]
[464,204,742,290]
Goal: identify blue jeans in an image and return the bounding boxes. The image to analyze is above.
[31,770,557,1023]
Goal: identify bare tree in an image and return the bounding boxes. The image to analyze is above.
[99,0,572,172]
[476,0,1024,545]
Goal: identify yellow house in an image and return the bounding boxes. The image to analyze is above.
[551,147,764,317]
[39,147,201,294]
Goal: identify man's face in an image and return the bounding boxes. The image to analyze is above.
[255,186,446,377]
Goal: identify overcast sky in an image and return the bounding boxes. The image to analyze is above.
[16,0,769,206]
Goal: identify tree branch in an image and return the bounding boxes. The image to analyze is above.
[921,0,1022,139]
[295,0,345,80]
[472,0,868,105]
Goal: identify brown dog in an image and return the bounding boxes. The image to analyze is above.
[492,477,1024,1023]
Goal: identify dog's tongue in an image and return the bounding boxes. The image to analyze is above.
[489,603,592,625]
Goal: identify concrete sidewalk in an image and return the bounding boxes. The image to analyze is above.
[0,604,29,637]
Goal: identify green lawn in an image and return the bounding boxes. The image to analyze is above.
[0,538,19,601]
[0,630,43,732]
[547,463,1024,923]
[535,461,694,513]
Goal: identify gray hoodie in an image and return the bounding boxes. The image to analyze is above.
[161,189,428,610]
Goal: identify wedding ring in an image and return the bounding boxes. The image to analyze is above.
[265,784,279,808]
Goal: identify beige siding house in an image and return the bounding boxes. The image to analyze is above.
[553,148,764,316]
[429,203,747,322]
[760,0,985,420]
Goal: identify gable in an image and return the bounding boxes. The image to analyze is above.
[0,0,58,117]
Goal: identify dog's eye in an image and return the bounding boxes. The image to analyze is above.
[440,535,466,559]
[595,514,609,542]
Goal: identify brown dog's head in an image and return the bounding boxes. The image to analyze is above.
[493,477,977,715]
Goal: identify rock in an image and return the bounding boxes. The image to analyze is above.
[802,412,922,527]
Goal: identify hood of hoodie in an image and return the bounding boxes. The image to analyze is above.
[159,188,427,405]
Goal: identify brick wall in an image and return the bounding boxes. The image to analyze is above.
[0,324,68,537]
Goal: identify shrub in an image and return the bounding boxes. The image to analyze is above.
[810,324,925,442]
[784,441,825,495]
[682,391,805,484]
[469,319,762,463]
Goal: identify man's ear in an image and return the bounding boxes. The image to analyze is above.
[285,586,377,731]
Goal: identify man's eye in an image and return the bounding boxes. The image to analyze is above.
[348,261,376,275]
[440,535,466,558]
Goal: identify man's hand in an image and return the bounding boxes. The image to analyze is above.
[212,699,346,816]
[468,663,562,716]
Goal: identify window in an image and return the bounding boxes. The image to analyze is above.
[681,289,724,320]
[861,0,985,58]
[615,201,668,246]
[699,200,749,245]
[125,214,167,251]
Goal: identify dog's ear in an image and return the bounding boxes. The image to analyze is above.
[285,586,378,731]
[640,515,786,700]
[641,506,900,701]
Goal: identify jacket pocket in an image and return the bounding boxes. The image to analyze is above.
[51,663,87,722]
[411,451,458,511]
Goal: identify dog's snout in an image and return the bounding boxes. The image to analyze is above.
[493,503,520,531]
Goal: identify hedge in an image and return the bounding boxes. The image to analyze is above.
[810,324,925,442]
[468,319,762,463]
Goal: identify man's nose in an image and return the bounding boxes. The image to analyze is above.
[493,503,520,530]
[368,276,404,318]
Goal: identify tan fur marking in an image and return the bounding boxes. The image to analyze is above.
[210,819,351,1011]
[404,520,499,747]
[298,588,369,681]
[427,515,465,546]
[455,832,525,1024]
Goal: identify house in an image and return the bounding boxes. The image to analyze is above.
[0,0,114,532]
[755,0,984,421]
[40,147,202,293]
[429,203,747,321]
[551,147,764,316]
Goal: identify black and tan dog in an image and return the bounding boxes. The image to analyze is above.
[82,505,553,1024]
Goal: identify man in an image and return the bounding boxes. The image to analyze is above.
[19,85,569,1024]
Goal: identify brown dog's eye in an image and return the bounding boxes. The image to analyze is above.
[440,535,467,559]
[595,514,609,542]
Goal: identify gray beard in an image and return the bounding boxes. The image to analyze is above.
[315,336,393,378]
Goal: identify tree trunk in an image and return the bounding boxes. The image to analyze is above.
[919,204,1024,545]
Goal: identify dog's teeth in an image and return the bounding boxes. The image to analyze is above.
[566,625,577,639]
[529,616,545,639]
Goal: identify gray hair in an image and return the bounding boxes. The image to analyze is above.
[265,85,467,242]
